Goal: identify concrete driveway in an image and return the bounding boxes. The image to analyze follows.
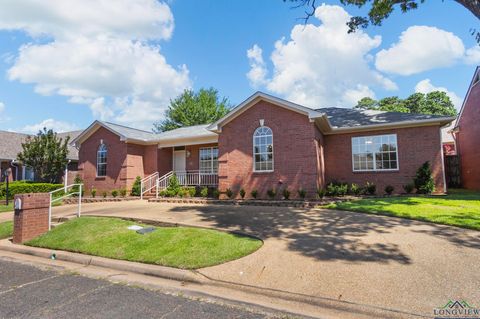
[51,200,480,317]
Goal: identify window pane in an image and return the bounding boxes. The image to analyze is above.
[352,134,397,171]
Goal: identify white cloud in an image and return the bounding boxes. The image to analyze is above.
[465,45,480,65]
[415,79,463,110]
[20,119,79,134]
[246,4,396,108]
[1,0,191,129]
[376,26,466,75]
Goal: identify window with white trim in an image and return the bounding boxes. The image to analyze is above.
[253,126,273,172]
[96,143,107,177]
[352,134,398,171]
[199,147,218,173]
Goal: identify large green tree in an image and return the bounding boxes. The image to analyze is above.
[354,91,457,116]
[286,0,480,42]
[17,128,70,183]
[153,88,231,133]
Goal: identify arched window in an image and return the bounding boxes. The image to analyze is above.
[253,126,273,172]
[96,143,107,177]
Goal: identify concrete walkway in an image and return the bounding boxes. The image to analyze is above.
[24,201,480,316]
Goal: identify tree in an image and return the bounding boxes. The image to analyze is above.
[17,128,70,183]
[153,88,231,133]
[414,161,435,194]
[355,91,457,116]
[286,0,480,42]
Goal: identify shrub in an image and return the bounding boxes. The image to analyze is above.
[200,187,208,197]
[267,188,276,199]
[326,183,338,196]
[166,174,181,196]
[71,174,83,195]
[282,188,290,200]
[326,182,348,197]
[226,188,234,199]
[385,185,394,195]
[350,183,361,195]
[403,183,414,194]
[177,188,186,198]
[212,189,220,199]
[365,182,376,195]
[297,189,306,200]
[130,176,142,196]
[111,190,118,198]
[166,189,177,197]
[185,187,196,197]
[91,188,97,198]
[251,189,258,199]
[158,190,166,197]
[239,188,246,199]
[337,184,348,196]
[102,191,107,198]
[317,188,326,199]
[119,189,127,198]
[0,182,64,200]
[414,161,435,194]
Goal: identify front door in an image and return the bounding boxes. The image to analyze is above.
[173,150,186,172]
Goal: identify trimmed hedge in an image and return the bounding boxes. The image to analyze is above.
[0,181,63,199]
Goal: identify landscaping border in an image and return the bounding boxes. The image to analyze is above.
[63,197,141,204]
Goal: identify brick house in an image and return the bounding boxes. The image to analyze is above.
[453,67,480,190]
[72,92,454,198]
[0,130,81,183]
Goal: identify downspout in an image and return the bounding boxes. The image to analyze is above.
[11,160,19,182]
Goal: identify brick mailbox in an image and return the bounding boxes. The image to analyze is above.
[13,193,50,244]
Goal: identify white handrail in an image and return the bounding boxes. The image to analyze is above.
[140,172,159,200]
[48,183,83,230]
[156,170,218,192]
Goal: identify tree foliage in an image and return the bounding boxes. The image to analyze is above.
[17,128,70,183]
[153,88,231,133]
[286,0,480,43]
[354,91,457,116]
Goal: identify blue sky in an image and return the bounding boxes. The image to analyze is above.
[0,0,478,133]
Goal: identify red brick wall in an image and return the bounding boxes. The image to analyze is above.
[126,143,145,190]
[324,126,445,194]
[13,193,50,244]
[144,145,158,176]
[457,82,480,190]
[218,101,321,199]
[157,147,172,176]
[78,127,128,193]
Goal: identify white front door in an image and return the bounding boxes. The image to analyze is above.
[173,150,186,172]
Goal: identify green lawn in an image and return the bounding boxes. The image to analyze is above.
[0,203,13,213]
[26,217,262,269]
[0,221,13,239]
[327,189,480,230]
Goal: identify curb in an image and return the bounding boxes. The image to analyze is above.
[0,239,203,284]
[0,239,425,319]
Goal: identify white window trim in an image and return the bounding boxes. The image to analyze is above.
[96,143,107,177]
[199,146,218,174]
[253,126,274,173]
[351,134,400,172]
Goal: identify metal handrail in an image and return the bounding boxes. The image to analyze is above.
[48,183,83,230]
[140,172,159,200]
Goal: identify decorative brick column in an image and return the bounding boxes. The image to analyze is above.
[13,193,50,244]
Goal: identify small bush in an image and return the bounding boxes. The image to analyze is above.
[102,191,107,198]
[326,183,338,196]
[338,184,348,196]
[365,182,376,195]
[267,188,276,199]
[317,188,326,199]
[283,188,291,200]
[166,174,181,196]
[177,188,186,198]
[385,185,394,195]
[200,187,209,198]
[403,183,414,194]
[226,188,234,199]
[414,161,435,194]
[91,188,97,198]
[158,190,166,197]
[185,187,196,197]
[119,188,127,198]
[166,189,177,197]
[130,176,142,196]
[212,189,220,199]
[239,188,246,199]
[297,189,306,200]
[111,190,118,198]
[326,182,348,197]
[251,189,258,199]
[350,183,361,195]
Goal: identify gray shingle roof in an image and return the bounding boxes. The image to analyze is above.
[316,107,454,129]
[156,124,217,140]
[101,122,158,142]
[0,130,81,161]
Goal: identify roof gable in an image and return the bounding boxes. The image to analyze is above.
[207,91,323,132]
[456,66,480,128]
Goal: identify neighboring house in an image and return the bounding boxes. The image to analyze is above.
[453,67,480,190]
[0,130,82,183]
[73,92,454,198]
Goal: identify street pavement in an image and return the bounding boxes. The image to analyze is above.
[0,258,297,319]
